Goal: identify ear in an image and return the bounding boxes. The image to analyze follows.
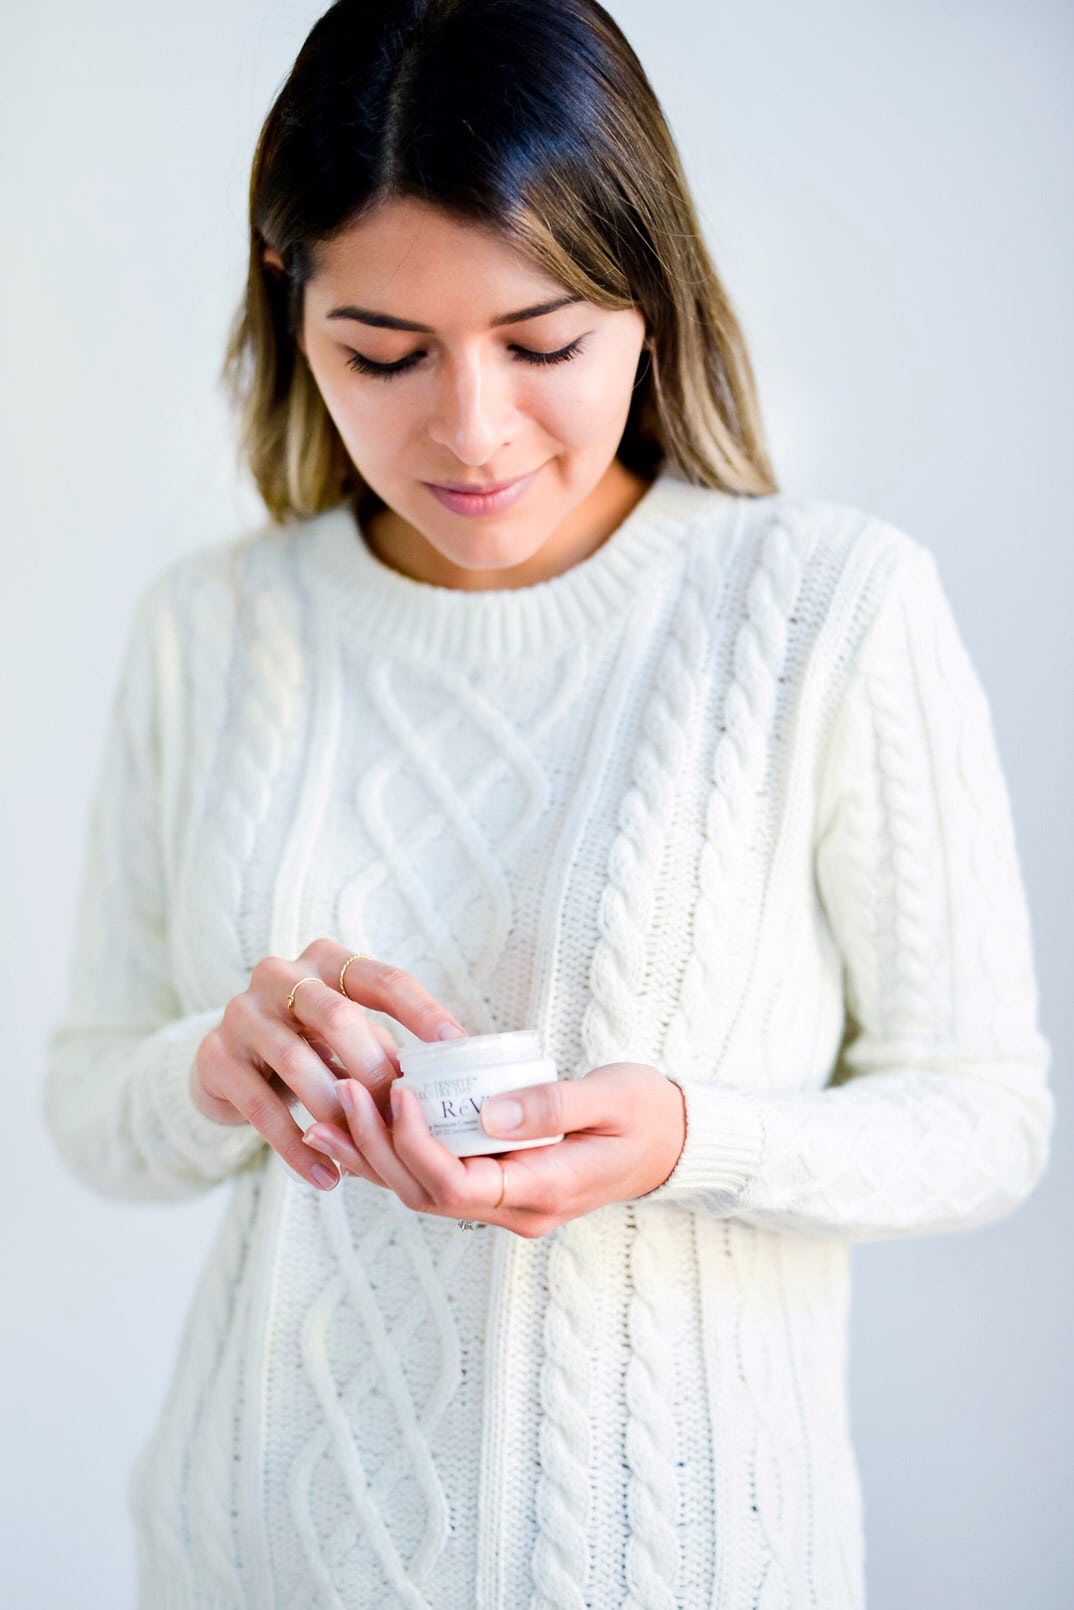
[261,247,307,355]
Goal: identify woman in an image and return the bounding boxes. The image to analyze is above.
[44,1,1054,1605]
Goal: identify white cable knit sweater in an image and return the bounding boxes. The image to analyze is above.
[43,464,1054,1610]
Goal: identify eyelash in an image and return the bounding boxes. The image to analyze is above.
[343,337,587,381]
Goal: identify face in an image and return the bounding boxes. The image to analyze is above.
[267,197,650,589]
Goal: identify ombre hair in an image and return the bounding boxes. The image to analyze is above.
[221,0,779,524]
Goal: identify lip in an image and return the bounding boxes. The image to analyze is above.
[432,476,521,493]
[424,468,539,517]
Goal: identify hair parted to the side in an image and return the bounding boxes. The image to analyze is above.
[221,0,779,524]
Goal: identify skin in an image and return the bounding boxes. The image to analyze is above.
[265,195,653,590]
[210,198,689,1232]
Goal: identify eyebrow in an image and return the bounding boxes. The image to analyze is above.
[324,293,586,332]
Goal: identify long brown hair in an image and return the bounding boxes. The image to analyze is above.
[221,0,779,524]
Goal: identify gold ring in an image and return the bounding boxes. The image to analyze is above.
[287,976,322,1017]
[339,952,375,996]
[494,1158,508,1211]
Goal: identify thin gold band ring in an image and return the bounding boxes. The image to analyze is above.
[287,953,375,1017]
[286,976,321,1016]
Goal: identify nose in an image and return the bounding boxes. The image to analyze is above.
[424,349,516,465]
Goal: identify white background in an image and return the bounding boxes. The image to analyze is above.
[2,1,1071,1604]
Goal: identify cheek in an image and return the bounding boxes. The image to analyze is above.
[537,362,636,445]
[318,373,409,452]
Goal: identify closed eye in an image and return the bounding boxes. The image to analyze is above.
[344,336,588,380]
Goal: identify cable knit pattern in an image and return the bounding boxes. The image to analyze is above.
[541,533,710,1610]
[184,541,306,999]
[668,505,820,1083]
[617,545,711,1610]
[41,467,1053,1608]
[44,574,268,1198]
[645,534,1054,1241]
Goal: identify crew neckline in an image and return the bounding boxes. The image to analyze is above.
[297,462,739,661]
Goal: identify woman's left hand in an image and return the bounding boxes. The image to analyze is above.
[301,1061,687,1236]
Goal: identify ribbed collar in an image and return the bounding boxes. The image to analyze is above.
[296,463,738,661]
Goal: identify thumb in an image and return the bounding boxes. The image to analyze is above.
[480,1080,569,1140]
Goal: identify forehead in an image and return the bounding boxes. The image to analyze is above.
[307,198,570,321]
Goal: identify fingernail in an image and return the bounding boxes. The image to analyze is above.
[303,1127,341,1159]
[481,1096,523,1135]
[304,1127,362,1175]
[389,1084,402,1119]
[310,1161,339,1190]
[436,1021,468,1040]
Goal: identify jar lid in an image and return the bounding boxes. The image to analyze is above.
[399,1028,543,1081]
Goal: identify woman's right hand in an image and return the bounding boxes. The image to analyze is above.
[189,939,468,1191]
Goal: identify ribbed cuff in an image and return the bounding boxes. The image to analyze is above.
[640,1076,766,1209]
[134,1007,268,1185]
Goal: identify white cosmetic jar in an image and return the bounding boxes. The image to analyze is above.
[396,1029,564,1158]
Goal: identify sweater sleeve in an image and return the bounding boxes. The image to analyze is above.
[642,536,1055,1240]
[42,571,269,1201]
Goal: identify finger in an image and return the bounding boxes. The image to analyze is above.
[383,1085,572,1233]
[302,1121,388,1188]
[275,1016,400,1082]
[335,1079,440,1210]
[368,1018,404,1066]
[386,1084,509,1215]
[298,940,468,1047]
[477,1079,579,1147]
[198,1027,343,1192]
[236,997,355,1128]
[286,976,400,1107]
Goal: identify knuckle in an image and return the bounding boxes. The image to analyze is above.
[251,954,285,988]
[544,1083,568,1131]
[244,1092,278,1135]
[193,1041,224,1104]
[376,963,409,992]
[198,1030,235,1093]
[525,1083,560,1136]
[302,936,335,966]
[220,994,246,1036]
[320,994,354,1034]
[198,1023,226,1070]
[275,1042,311,1087]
